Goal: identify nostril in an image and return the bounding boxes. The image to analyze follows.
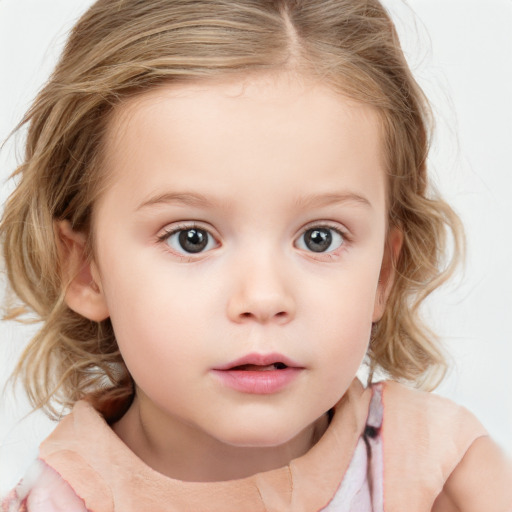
[239,311,287,321]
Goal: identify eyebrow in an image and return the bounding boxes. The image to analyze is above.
[294,192,372,210]
[136,190,372,211]
[136,192,215,211]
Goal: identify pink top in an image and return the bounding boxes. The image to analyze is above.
[2,379,488,511]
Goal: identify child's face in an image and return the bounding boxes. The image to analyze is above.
[88,73,395,448]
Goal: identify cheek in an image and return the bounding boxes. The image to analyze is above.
[312,261,381,367]
[319,255,381,324]
[322,297,373,369]
[96,246,192,361]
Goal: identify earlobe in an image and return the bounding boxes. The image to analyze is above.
[56,220,109,322]
[372,227,403,322]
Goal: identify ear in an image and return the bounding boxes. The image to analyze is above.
[372,227,403,322]
[56,220,110,322]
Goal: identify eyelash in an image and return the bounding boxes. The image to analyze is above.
[296,223,349,256]
[157,222,218,256]
[156,222,350,258]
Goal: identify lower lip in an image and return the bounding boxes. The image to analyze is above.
[211,368,302,394]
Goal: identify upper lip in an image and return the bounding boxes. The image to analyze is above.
[213,352,303,371]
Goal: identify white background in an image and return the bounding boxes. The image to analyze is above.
[1,0,511,495]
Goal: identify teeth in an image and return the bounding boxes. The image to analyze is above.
[233,363,287,371]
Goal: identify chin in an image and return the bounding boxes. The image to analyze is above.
[214,422,307,450]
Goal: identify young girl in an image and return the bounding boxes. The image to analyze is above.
[1,0,511,510]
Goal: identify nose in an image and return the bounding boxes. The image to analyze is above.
[226,251,296,325]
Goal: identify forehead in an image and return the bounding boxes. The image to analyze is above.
[98,72,386,215]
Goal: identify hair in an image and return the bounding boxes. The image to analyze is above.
[1,0,463,419]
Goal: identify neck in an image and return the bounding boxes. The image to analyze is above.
[112,392,329,482]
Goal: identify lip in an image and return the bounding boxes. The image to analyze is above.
[211,352,304,394]
[213,352,302,371]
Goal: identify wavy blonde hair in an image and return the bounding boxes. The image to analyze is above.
[1,0,462,419]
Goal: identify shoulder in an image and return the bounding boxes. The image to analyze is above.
[2,459,88,512]
[432,436,512,512]
[379,380,488,447]
[38,400,114,512]
[376,381,498,511]
[2,402,109,512]
[380,379,485,424]
[2,401,115,512]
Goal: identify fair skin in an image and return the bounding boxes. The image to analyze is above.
[60,72,512,506]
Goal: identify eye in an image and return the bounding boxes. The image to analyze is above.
[162,227,217,254]
[296,226,344,253]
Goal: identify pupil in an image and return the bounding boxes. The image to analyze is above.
[179,229,208,253]
[305,228,331,252]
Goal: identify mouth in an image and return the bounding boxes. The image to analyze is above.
[212,353,303,394]
[214,353,302,372]
[230,362,289,371]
